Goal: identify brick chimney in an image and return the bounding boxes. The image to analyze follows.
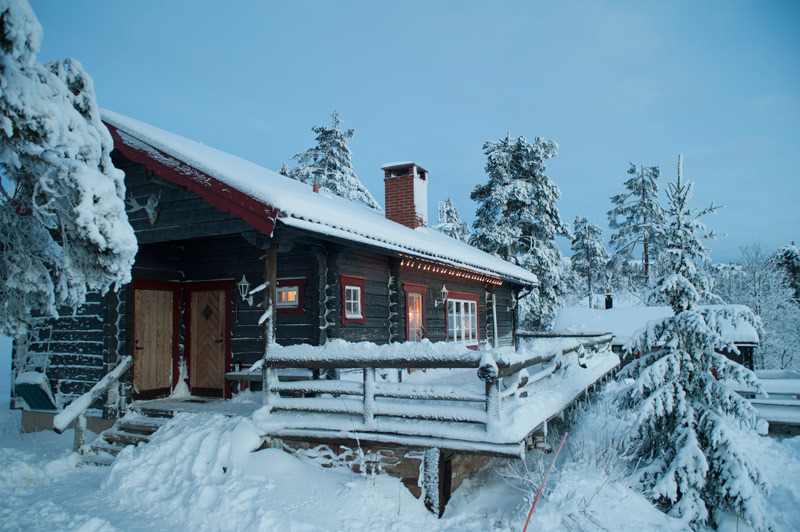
[382,162,428,229]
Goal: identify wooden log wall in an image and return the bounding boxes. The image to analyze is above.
[337,249,392,344]
[21,292,106,410]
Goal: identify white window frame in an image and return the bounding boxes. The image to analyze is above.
[447,298,478,347]
[276,286,300,308]
[344,286,362,319]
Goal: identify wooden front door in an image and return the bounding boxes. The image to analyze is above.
[133,286,176,399]
[189,289,227,396]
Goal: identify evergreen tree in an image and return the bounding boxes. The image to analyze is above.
[607,163,666,286]
[0,0,137,339]
[434,197,470,242]
[570,216,610,307]
[281,111,381,211]
[618,156,772,531]
[470,134,570,330]
[775,243,800,302]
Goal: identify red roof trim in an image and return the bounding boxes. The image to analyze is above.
[106,122,279,237]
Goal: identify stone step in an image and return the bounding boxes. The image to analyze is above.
[102,428,152,446]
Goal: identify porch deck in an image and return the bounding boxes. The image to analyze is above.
[129,336,619,458]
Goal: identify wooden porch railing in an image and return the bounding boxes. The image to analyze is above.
[53,356,132,452]
[261,335,613,437]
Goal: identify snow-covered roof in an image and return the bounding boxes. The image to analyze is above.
[553,304,760,344]
[101,110,536,285]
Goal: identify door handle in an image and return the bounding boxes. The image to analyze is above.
[134,347,144,350]
[214,339,223,344]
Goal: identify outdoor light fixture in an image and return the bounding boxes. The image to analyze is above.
[237,275,254,306]
[435,284,449,307]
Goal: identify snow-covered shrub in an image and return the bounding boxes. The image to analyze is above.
[0,0,136,339]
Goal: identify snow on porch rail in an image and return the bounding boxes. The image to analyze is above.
[53,356,132,452]
[259,336,613,445]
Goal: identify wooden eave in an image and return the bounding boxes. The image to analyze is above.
[106,122,279,237]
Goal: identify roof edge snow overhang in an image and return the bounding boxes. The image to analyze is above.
[278,217,535,287]
[106,122,279,237]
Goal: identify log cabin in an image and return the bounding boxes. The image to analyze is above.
[10,111,620,515]
[12,109,536,423]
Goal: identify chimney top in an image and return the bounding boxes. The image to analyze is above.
[383,161,428,229]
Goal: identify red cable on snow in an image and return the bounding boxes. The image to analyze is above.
[522,431,569,532]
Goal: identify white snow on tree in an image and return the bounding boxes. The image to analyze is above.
[280,111,381,211]
[617,156,772,531]
[570,216,610,307]
[607,163,666,287]
[434,197,470,242]
[775,243,800,303]
[712,243,800,370]
[0,0,137,340]
[470,134,569,330]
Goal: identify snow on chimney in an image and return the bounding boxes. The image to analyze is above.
[382,162,428,229]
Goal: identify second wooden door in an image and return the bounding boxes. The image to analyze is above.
[189,290,226,396]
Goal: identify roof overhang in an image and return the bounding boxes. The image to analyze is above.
[106,122,279,237]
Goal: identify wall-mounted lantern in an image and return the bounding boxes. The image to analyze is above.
[435,284,449,307]
[237,275,254,307]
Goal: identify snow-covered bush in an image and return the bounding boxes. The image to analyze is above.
[617,157,772,531]
[0,0,137,339]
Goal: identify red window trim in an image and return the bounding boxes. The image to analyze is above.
[340,275,366,325]
[445,291,481,350]
[276,278,307,315]
[402,283,427,342]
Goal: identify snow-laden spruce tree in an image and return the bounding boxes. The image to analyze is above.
[712,243,800,370]
[570,216,610,307]
[618,156,772,531]
[434,197,470,242]
[470,134,569,330]
[775,243,800,302]
[0,0,137,339]
[280,111,381,211]
[607,163,666,287]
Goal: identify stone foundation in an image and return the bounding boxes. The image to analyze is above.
[278,438,493,508]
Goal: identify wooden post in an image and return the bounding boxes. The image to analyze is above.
[262,243,278,405]
[423,447,442,516]
[263,367,277,409]
[73,411,87,453]
[363,367,376,429]
[485,380,501,431]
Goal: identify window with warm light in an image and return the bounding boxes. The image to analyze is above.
[403,283,427,342]
[447,295,479,347]
[276,278,306,314]
[276,286,298,307]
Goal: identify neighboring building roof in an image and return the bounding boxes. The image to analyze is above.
[101,110,536,285]
[553,304,760,345]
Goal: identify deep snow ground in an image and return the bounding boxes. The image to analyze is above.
[0,379,798,531]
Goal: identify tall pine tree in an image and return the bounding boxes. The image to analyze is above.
[607,163,665,286]
[618,155,772,531]
[470,134,570,330]
[570,216,610,307]
[435,197,470,243]
[281,111,381,211]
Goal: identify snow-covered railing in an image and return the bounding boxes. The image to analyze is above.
[53,356,132,452]
[260,336,613,440]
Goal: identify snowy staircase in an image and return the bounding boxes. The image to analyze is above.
[84,410,169,466]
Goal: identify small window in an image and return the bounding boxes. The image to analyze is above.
[277,286,298,307]
[276,278,307,314]
[447,292,479,347]
[340,275,366,324]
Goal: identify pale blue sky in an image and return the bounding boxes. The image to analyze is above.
[31,0,800,261]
